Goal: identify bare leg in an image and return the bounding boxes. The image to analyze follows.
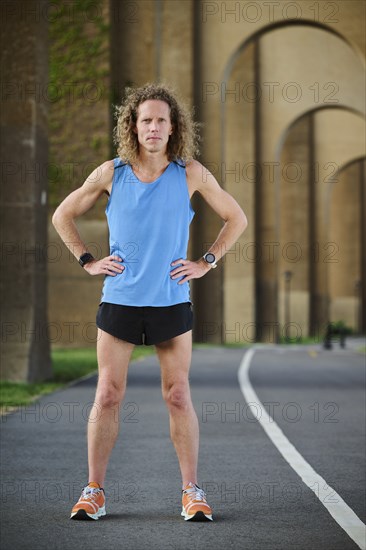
[87,329,135,487]
[155,331,199,487]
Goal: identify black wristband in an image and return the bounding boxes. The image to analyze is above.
[79,252,95,267]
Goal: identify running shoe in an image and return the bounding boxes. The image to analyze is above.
[70,482,106,520]
[181,482,213,521]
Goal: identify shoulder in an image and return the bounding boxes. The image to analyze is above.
[90,158,115,179]
[82,159,116,195]
[99,159,115,177]
[185,158,202,177]
[185,159,217,194]
[113,157,128,170]
[185,159,204,184]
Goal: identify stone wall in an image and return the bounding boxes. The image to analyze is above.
[47,0,111,348]
[48,219,109,347]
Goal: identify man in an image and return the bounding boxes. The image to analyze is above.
[52,83,247,522]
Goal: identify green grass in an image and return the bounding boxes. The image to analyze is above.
[0,346,155,409]
[0,381,64,408]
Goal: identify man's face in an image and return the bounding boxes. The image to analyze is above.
[134,99,173,156]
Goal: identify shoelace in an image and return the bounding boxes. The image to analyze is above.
[184,485,206,502]
[81,487,101,500]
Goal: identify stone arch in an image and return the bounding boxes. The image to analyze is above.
[223,18,365,85]
[276,107,365,337]
[220,20,365,341]
[328,156,366,333]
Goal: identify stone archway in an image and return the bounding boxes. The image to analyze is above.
[328,157,366,333]
[277,108,365,339]
[218,20,365,342]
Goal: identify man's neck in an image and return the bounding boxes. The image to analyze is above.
[133,151,170,176]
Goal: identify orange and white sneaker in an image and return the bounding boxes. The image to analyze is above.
[181,482,213,521]
[70,482,106,520]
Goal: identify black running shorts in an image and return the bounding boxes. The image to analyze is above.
[96,301,193,345]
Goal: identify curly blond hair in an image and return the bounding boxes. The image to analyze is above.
[112,83,200,164]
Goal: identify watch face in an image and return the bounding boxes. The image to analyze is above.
[79,253,94,266]
[205,253,215,264]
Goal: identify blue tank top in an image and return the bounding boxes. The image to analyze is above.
[100,157,195,306]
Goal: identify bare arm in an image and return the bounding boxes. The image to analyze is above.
[52,160,124,276]
[170,159,248,283]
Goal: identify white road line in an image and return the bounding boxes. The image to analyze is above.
[238,346,366,550]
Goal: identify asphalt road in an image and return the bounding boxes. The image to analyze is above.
[1,341,365,550]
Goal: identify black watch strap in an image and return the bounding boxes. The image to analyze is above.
[79,252,95,267]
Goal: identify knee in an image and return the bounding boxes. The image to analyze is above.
[163,383,191,411]
[95,380,124,409]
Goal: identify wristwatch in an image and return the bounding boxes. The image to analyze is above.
[203,252,217,269]
[79,252,95,267]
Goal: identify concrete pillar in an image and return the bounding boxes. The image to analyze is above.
[110,0,193,104]
[0,0,51,381]
[110,0,155,104]
[279,116,311,340]
[329,161,361,330]
[191,2,224,344]
[255,38,280,343]
[360,160,366,334]
[223,41,256,344]
[311,109,365,335]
